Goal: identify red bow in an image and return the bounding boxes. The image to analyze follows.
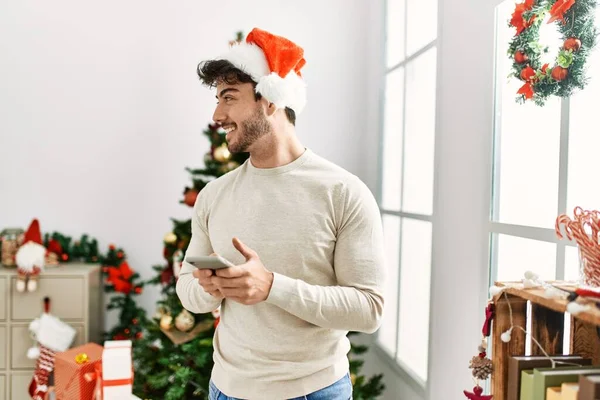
[510,0,536,35]
[548,0,576,24]
[107,261,133,294]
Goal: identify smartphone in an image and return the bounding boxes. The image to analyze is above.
[187,255,235,270]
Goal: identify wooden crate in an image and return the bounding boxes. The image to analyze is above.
[491,282,600,399]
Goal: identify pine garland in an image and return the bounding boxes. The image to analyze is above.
[508,0,599,106]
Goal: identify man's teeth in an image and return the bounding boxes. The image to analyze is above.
[224,126,236,133]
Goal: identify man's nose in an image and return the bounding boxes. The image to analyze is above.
[213,104,226,124]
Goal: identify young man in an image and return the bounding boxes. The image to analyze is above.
[176,28,386,400]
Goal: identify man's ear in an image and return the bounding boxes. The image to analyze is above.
[264,99,277,117]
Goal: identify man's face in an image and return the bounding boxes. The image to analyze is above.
[213,81,273,153]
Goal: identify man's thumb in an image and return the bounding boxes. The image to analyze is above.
[232,237,254,260]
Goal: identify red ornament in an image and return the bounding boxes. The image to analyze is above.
[520,65,536,81]
[514,51,528,64]
[109,244,116,250]
[135,332,143,339]
[134,286,143,294]
[160,266,174,285]
[564,37,582,52]
[124,328,130,334]
[464,386,493,400]
[117,251,124,259]
[183,188,199,207]
[132,318,138,325]
[551,66,568,81]
[61,253,69,261]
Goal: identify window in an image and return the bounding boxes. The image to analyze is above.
[376,0,438,385]
[490,1,600,286]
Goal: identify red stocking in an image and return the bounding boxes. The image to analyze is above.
[28,345,55,400]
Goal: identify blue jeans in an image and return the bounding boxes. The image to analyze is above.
[208,373,353,400]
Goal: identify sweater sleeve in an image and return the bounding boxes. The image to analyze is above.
[176,190,223,314]
[265,180,386,334]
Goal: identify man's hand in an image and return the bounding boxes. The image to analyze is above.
[211,237,274,305]
[192,253,223,299]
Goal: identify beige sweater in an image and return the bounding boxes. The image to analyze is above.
[176,149,386,400]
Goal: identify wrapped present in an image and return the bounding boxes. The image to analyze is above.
[100,340,134,399]
[54,343,103,400]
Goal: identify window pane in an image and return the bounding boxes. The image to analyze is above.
[381,67,405,211]
[397,218,431,381]
[377,214,400,355]
[406,0,437,56]
[565,245,582,282]
[567,6,600,213]
[386,0,406,67]
[496,234,557,281]
[493,0,561,228]
[402,47,436,215]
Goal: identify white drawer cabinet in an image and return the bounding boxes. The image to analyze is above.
[0,263,103,400]
[0,327,5,370]
[0,278,6,321]
[0,375,5,400]
[10,373,31,400]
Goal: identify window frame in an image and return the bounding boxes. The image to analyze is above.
[488,2,580,285]
[374,0,438,392]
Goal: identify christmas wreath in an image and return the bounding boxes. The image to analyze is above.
[508,0,598,105]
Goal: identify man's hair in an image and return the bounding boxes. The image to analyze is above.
[197,60,296,125]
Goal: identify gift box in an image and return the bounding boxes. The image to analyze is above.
[100,340,134,399]
[54,343,104,400]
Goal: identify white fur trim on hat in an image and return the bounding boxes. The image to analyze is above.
[256,71,307,114]
[15,241,46,273]
[37,313,77,352]
[219,42,270,83]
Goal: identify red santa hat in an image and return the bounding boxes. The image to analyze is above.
[217,28,307,114]
[23,219,43,245]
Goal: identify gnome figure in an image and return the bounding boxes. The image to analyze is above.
[15,219,47,292]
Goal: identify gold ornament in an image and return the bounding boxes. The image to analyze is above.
[213,143,231,163]
[163,232,177,244]
[75,353,89,364]
[159,314,173,331]
[154,306,167,320]
[175,309,195,332]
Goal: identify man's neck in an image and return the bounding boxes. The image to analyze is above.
[249,128,305,169]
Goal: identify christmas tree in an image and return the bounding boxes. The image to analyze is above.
[100,244,147,341]
[131,31,384,399]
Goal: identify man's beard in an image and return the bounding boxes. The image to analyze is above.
[228,106,272,153]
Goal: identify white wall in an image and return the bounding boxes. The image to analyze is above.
[0,0,371,320]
